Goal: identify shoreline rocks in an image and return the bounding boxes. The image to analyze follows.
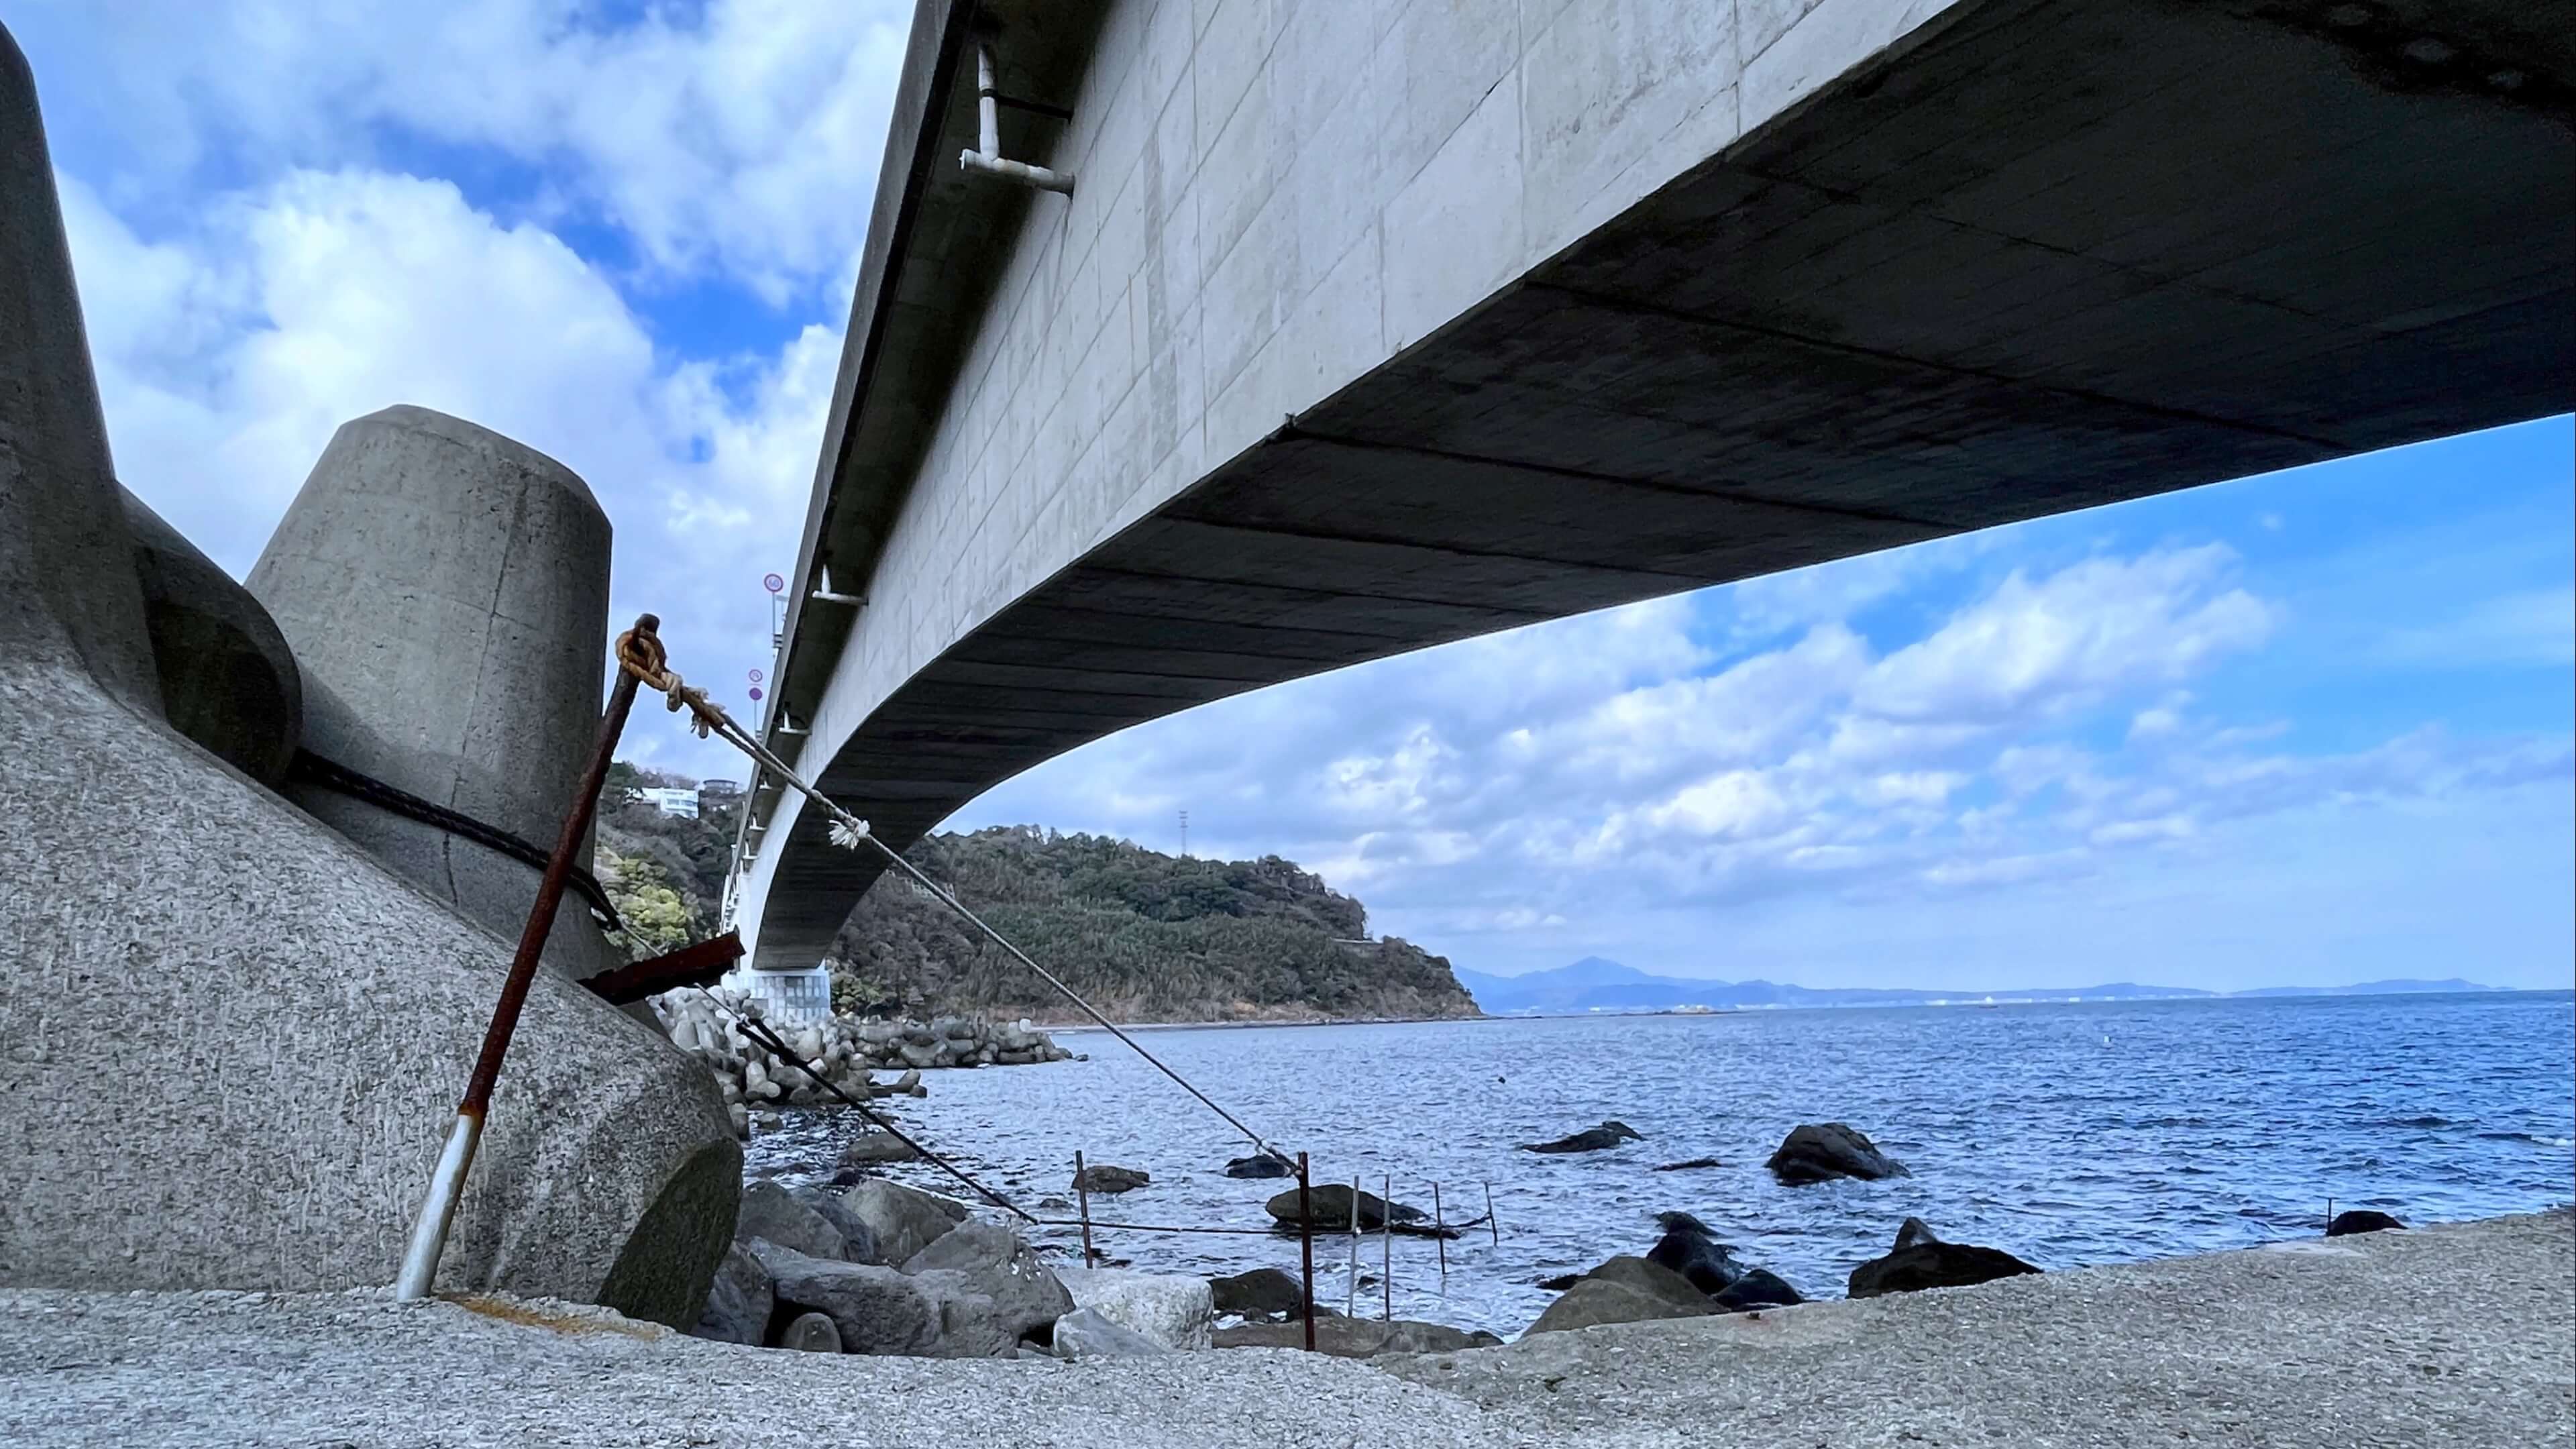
[1074,1164,1150,1195]
[652,991,1073,1134]
[1847,1218,2039,1297]
[1223,1151,1295,1179]
[1264,1183,1428,1232]
[1768,1122,1909,1185]
[2327,1210,2406,1236]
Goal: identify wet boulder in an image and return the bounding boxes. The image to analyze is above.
[1073,1163,1150,1194]
[1224,1151,1296,1179]
[1265,1183,1428,1232]
[1652,1157,1724,1172]
[747,1240,1015,1358]
[1767,1122,1909,1185]
[1646,1212,1746,1295]
[1847,1218,2040,1298]
[2326,1210,2406,1237]
[1525,1275,1714,1335]
[1212,1267,1311,1322]
[1712,1267,1805,1311]
[1521,1120,1645,1154]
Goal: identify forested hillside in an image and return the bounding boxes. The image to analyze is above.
[594,767,1479,1024]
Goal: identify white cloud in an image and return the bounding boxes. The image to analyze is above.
[23,0,908,299]
[58,164,837,775]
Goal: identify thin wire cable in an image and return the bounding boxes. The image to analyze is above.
[693,987,1036,1224]
[620,639,1293,1163]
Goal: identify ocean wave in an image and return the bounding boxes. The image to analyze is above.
[2476,1131,2576,1148]
[2374,1115,2460,1129]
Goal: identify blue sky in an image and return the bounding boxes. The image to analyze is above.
[20,3,2572,994]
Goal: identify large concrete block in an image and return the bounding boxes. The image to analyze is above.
[0,26,156,716]
[247,405,625,983]
[0,26,737,1326]
[119,485,303,788]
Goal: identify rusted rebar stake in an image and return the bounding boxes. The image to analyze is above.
[1074,1150,1097,1267]
[1432,1182,1448,1291]
[1297,1152,1316,1352]
[1346,1174,1361,1317]
[394,614,653,1301]
[1484,1180,1499,1246]
[1381,1173,1393,1321]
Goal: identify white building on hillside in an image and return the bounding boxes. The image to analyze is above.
[637,786,699,818]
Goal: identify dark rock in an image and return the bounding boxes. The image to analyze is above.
[1212,1267,1310,1322]
[736,1179,847,1261]
[1711,1267,1805,1311]
[1547,1254,1710,1310]
[1212,1318,1501,1357]
[1652,1157,1724,1171]
[747,1241,1013,1358]
[841,1132,921,1165]
[900,1221,1075,1341]
[1521,1120,1645,1154]
[1766,1122,1909,1185]
[1265,1183,1428,1232]
[690,1242,773,1345]
[1224,1151,1296,1179]
[1525,1277,1714,1334]
[1847,1219,2040,1298]
[793,1185,879,1265]
[2326,1210,2407,1236]
[1073,1163,1150,1194]
[835,1179,968,1265]
[774,1310,843,1352]
[1038,1195,1072,1210]
[1646,1212,1746,1295]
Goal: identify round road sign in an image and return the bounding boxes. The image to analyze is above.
[763,572,785,594]
[749,667,765,684]
[748,686,765,702]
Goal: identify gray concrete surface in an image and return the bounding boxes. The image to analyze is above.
[1,30,740,1324]
[249,404,625,983]
[1,1214,2564,1448]
[737,0,2574,967]
[0,23,158,716]
[119,484,304,786]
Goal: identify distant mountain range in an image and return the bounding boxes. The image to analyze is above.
[1450,957,2500,1015]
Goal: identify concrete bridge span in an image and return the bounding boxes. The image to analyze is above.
[730,0,2575,968]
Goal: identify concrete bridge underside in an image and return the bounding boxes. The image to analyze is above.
[737,0,2573,968]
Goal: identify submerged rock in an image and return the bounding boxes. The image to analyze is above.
[841,1132,922,1166]
[1847,1219,2039,1298]
[1521,1120,1645,1154]
[1073,1163,1150,1195]
[1767,1122,1909,1185]
[1652,1157,1724,1172]
[1224,1151,1296,1179]
[2327,1210,2407,1237]
[1265,1183,1428,1232]
[1646,1212,1746,1295]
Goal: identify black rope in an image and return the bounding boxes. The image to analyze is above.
[288,748,623,930]
[708,993,1037,1225]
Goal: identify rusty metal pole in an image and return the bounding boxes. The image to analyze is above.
[1484,1180,1499,1246]
[1297,1152,1316,1351]
[1381,1172,1393,1322]
[1433,1182,1448,1291]
[1074,1150,1097,1267]
[394,614,653,1301]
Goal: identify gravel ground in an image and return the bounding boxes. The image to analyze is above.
[2,1212,2565,1448]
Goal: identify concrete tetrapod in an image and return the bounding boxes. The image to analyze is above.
[0,21,739,1325]
[247,403,626,983]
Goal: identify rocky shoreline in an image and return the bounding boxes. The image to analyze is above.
[651,991,1075,1136]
